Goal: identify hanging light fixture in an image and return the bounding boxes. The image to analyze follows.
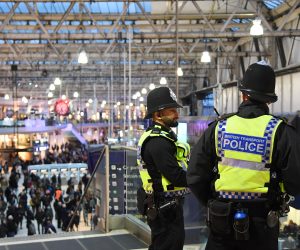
[135,91,141,98]
[250,19,264,36]
[49,83,55,91]
[73,91,79,98]
[54,77,61,85]
[4,94,9,100]
[160,77,167,85]
[201,51,211,63]
[149,83,155,90]
[141,88,147,95]
[78,50,88,64]
[177,67,183,77]
[22,96,28,103]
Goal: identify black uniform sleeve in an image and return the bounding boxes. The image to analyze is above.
[187,122,217,206]
[144,137,187,187]
[273,123,300,196]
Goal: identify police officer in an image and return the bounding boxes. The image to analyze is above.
[137,86,189,250]
[187,61,300,250]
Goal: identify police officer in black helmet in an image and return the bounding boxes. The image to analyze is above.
[187,61,300,250]
[137,86,189,250]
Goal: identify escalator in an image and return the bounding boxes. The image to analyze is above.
[62,123,87,146]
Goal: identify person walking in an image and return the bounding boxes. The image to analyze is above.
[137,86,190,250]
[187,61,300,250]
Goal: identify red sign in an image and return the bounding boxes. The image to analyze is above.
[54,99,70,116]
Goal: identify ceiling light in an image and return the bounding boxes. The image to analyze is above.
[73,91,79,98]
[88,98,93,103]
[22,96,28,103]
[160,77,167,85]
[54,77,61,85]
[35,84,38,88]
[141,88,147,94]
[61,94,67,100]
[102,100,106,105]
[149,83,155,90]
[132,94,137,100]
[48,92,53,98]
[201,51,211,63]
[4,94,9,100]
[250,19,264,36]
[49,84,55,91]
[177,67,183,77]
[78,50,88,64]
[139,97,144,102]
[136,91,141,98]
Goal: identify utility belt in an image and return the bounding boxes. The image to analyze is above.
[207,198,280,240]
[136,187,183,220]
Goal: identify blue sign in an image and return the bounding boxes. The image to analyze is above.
[221,133,267,155]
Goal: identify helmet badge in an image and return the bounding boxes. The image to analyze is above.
[169,88,177,102]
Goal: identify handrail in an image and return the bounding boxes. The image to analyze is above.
[66,146,106,232]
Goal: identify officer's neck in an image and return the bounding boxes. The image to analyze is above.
[153,120,170,130]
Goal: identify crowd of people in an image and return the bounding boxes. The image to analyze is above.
[0,143,98,238]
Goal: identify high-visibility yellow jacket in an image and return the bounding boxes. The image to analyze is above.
[137,124,190,193]
[214,115,282,199]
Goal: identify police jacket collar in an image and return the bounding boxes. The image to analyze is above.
[148,122,177,141]
[237,100,269,118]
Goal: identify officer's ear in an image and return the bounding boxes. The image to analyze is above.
[153,111,162,120]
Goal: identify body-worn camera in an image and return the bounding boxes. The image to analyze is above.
[233,209,249,240]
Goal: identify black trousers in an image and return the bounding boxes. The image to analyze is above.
[147,199,185,250]
[206,216,279,250]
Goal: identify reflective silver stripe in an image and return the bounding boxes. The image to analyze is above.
[221,157,267,171]
[262,117,281,163]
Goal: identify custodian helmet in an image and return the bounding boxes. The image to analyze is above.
[239,61,277,103]
[145,87,182,119]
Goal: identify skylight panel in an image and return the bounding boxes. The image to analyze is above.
[101,2,109,13]
[263,0,285,10]
[128,3,137,14]
[87,2,100,13]
[1,2,12,12]
[17,2,29,14]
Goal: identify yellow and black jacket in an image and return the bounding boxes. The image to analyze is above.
[214,114,281,199]
[187,101,300,206]
[137,123,189,195]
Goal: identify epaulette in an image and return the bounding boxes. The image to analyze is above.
[151,126,162,134]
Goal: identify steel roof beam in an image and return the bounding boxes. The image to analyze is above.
[0,30,299,40]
